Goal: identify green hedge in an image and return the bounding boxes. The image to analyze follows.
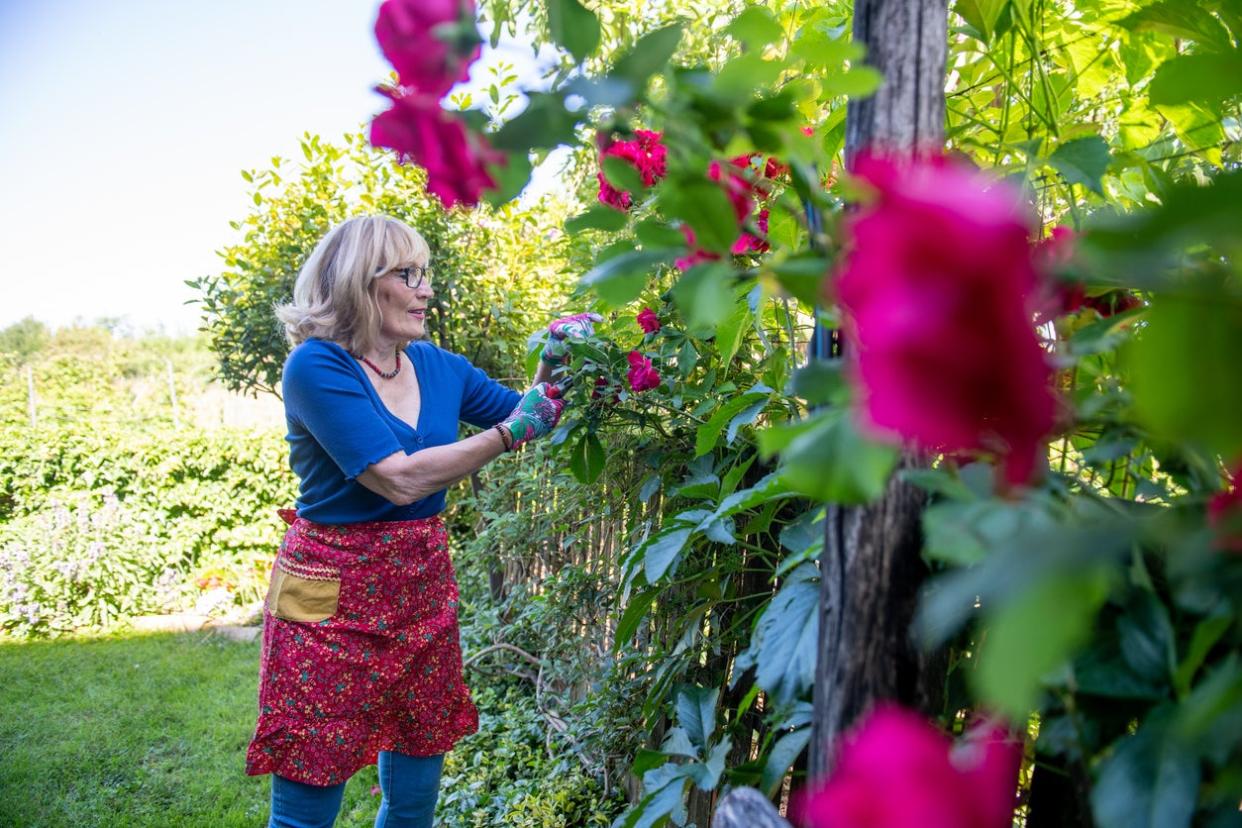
[0,424,295,637]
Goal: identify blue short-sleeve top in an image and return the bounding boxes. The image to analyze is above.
[281,338,521,524]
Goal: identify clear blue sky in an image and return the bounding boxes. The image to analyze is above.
[0,0,560,333]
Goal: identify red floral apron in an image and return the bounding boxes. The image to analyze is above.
[245,510,478,786]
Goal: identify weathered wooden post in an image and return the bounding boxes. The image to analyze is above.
[809,0,949,779]
[713,3,948,825]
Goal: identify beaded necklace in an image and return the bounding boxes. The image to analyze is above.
[358,348,402,379]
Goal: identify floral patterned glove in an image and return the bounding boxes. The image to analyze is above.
[500,383,565,450]
[541,312,603,365]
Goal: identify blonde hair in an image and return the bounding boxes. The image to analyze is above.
[276,215,431,355]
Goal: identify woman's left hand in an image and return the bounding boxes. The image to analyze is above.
[541,312,603,365]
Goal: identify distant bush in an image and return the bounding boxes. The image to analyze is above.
[0,424,294,638]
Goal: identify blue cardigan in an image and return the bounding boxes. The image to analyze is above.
[281,338,521,524]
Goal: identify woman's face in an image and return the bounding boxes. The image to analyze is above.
[373,262,434,346]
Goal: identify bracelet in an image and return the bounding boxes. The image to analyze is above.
[493,423,514,452]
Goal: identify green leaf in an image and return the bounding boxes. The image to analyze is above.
[1117,590,1177,685]
[770,255,829,306]
[602,155,646,196]
[715,53,787,100]
[1049,136,1111,194]
[661,178,740,253]
[790,360,848,406]
[615,588,659,650]
[671,262,735,330]
[1091,711,1200,828]
[715,301,752,368]
[483,150,533,206]
[820,66,884,98]
[696,396,756,457]
[1149,51,1242,109]
[742,563,819,704]
[612,24,683,90]
[569,431,607,484]
[770,409,899,504]
[761,727,811,797]
[1118,1,1234,51]
[955,0,1011,40]
[1173,613,1231,697]
[1130,292,1242,459]
[635,219,685,248]
[546,0,600,63]
[643,527,693,582]
[726,7,785,48]
[675,686,719,751]
[565,205,629,234]
[580,249,676,306]
[491,93,579,151]
[975,572,1110,720]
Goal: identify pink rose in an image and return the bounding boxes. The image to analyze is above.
[375,0,480,97]
[731,209,770,255]
[625,351,661,392]
[370,88,502,209]
[674,156,773,266]
[597,130,668,210]
[636,307,661,334]
[793,705,1021,828]
[1032,226,1085,324]
[835,151,1055,486]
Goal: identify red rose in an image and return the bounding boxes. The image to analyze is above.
[375,0,480,97]
[636,307,661,334]
[625,351,661,392]
[793,705,1021,828]
[835,151,1055,485]
[597,129,668,210]
[731,209,770,255]
[370,88,503,209]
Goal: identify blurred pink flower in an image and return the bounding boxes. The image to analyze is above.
[732,209,770,255]
[834,151,1055,486]
[370,784,382,796]
[793,705,1020,828]
[626,351,661,392]
[636,307,661,334]
[375,0,480,96]
[597,130,668,210]
[370,88,502,209]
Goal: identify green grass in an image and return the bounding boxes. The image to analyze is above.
[0,631,383,828]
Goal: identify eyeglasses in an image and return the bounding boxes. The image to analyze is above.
[385,264,433,290]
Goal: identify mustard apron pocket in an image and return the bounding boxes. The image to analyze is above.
[266,559,341,623]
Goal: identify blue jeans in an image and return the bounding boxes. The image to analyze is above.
[268,751,444,828]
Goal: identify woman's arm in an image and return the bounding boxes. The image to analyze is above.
[357,426,509,506]
[358,381,564,506]
[533,359,556,387]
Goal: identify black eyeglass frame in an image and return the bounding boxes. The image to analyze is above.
[385,264,432,290]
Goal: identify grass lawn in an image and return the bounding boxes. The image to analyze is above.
[0,631,385,828]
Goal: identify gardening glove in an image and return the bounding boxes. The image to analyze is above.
[499,382,565,450]
[541,312,603,365]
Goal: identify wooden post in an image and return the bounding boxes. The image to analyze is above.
[809,0,949,779]
[26,365,36,429]
[166,359,181,428]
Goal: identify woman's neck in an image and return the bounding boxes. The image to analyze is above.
[361,336,404,366]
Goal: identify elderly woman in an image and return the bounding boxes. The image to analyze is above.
[244,215,596,827]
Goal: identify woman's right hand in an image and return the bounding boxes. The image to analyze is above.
[500,383,565,450]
